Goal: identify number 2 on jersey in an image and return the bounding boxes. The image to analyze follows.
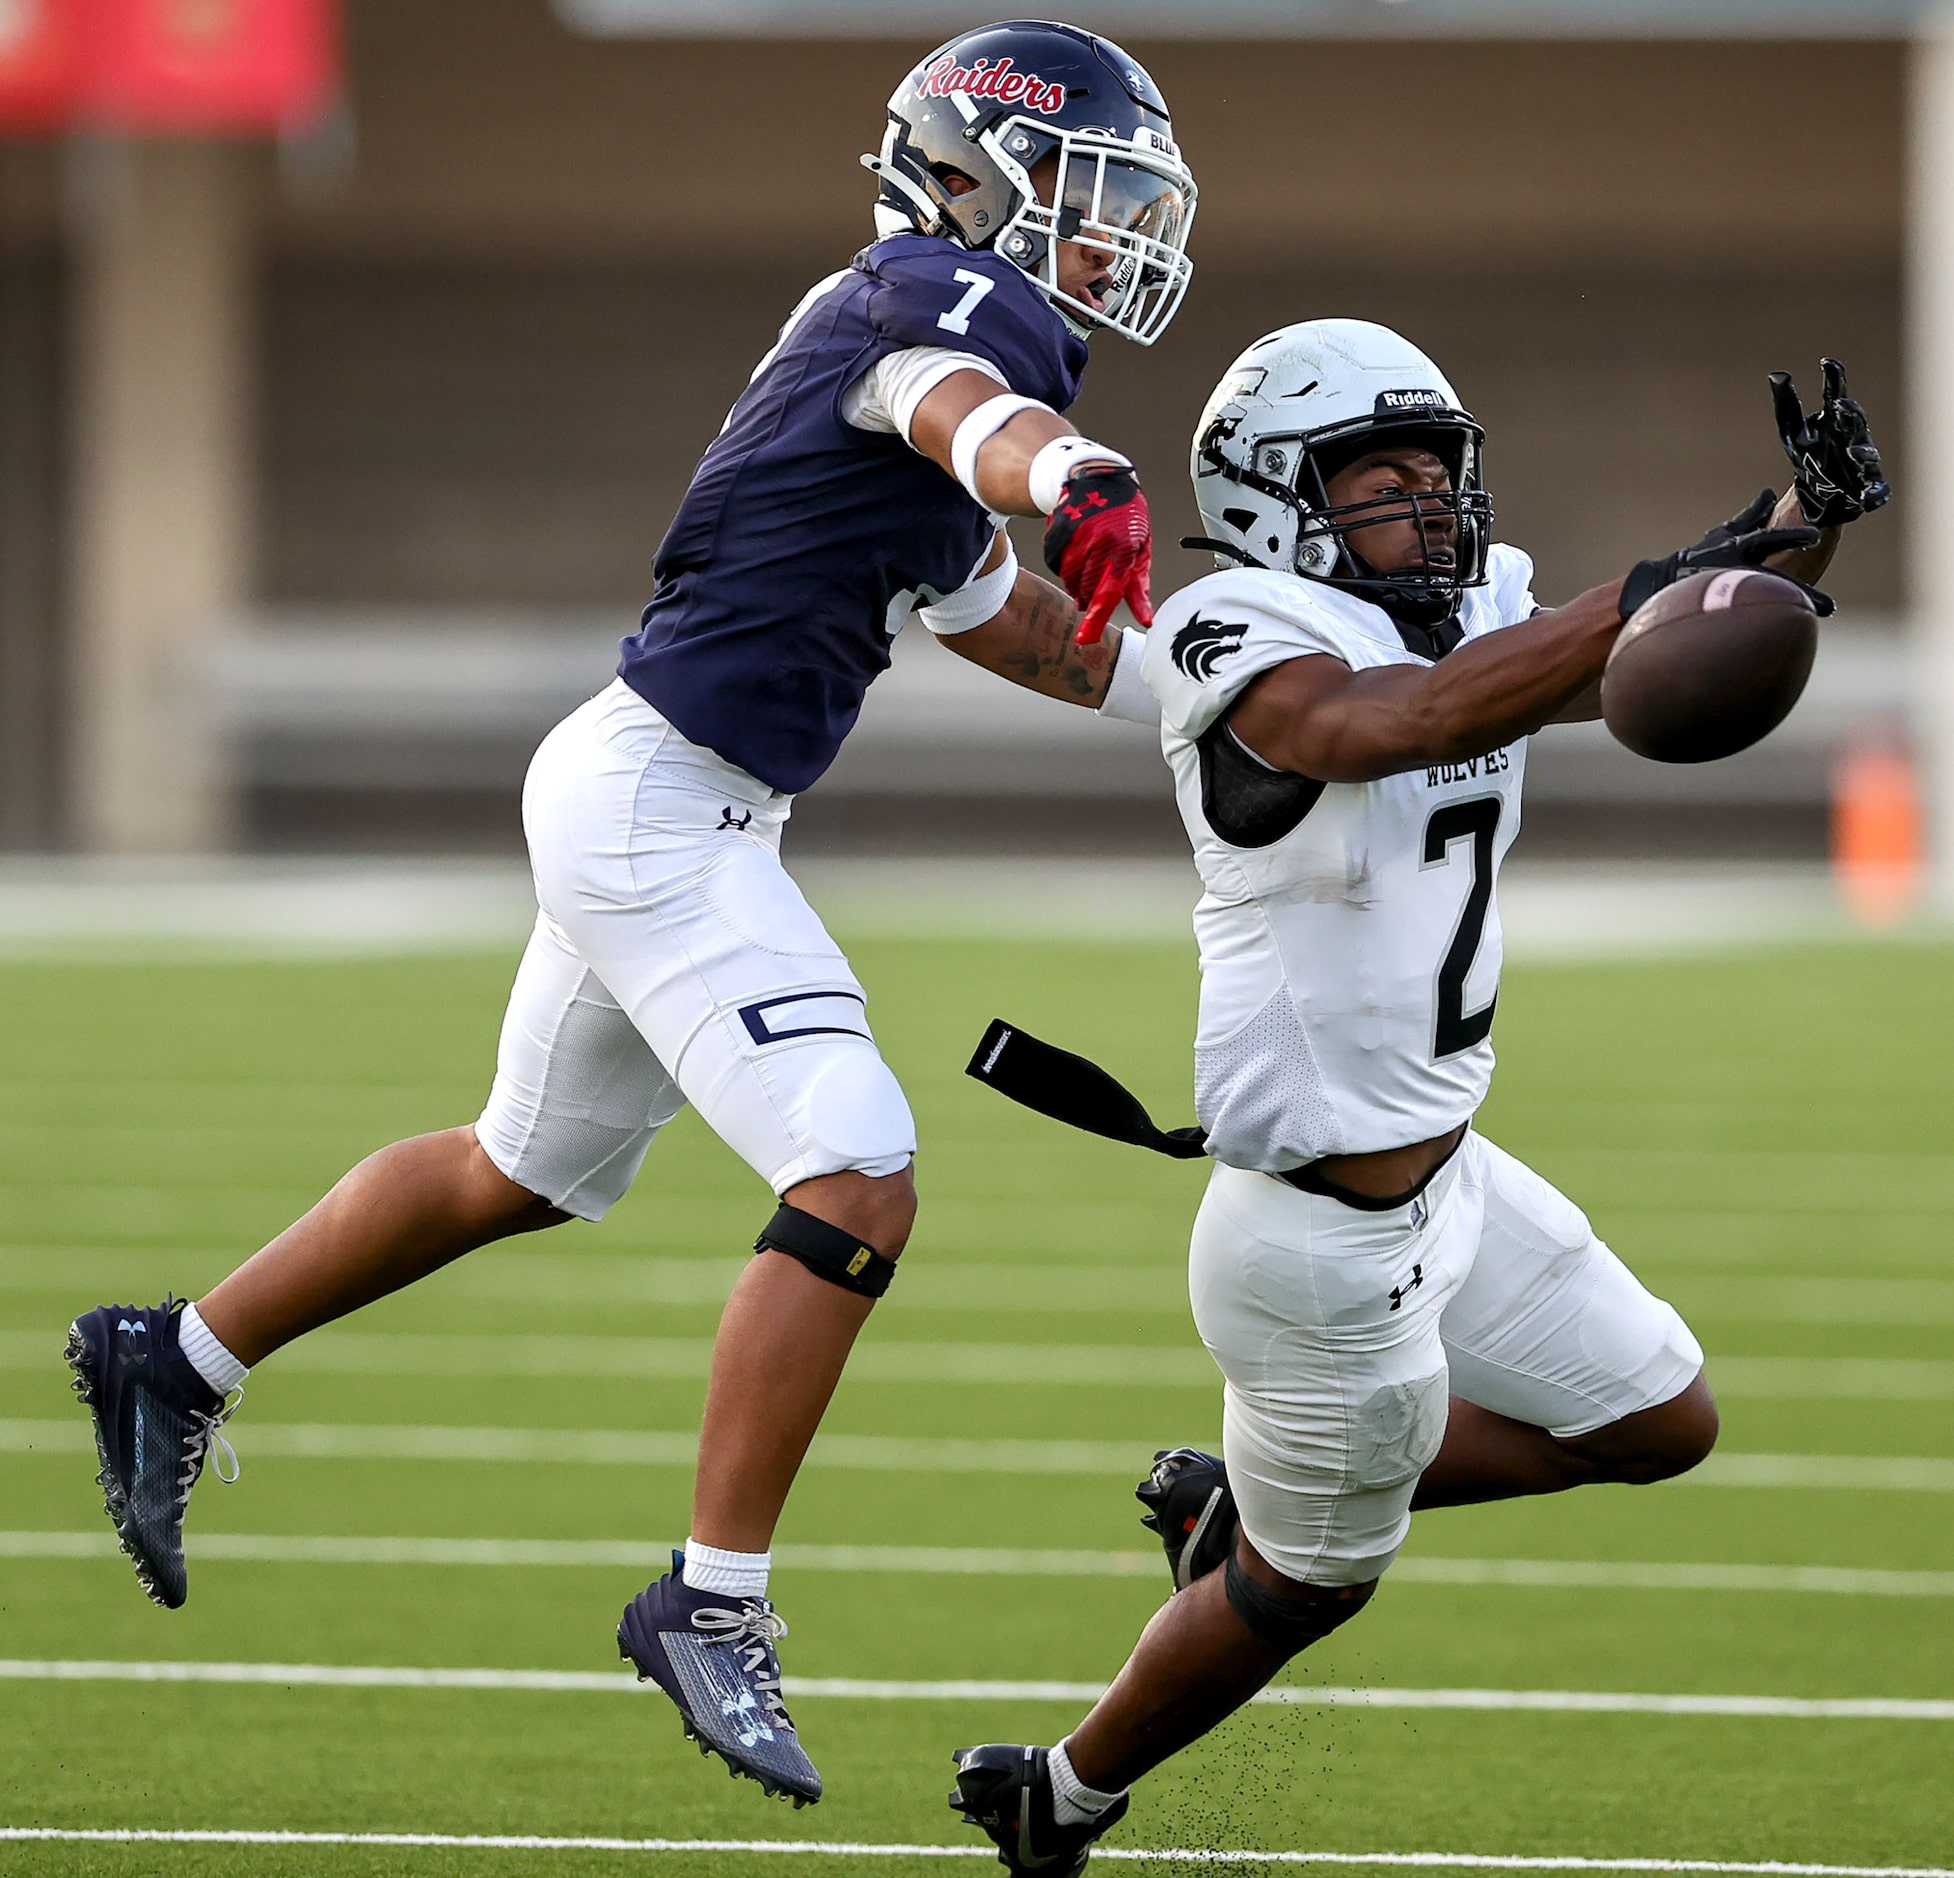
[1422,796,1501,1060]
[937,269,996,336]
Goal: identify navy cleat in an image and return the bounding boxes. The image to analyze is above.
[617,1556,821,1806]
[950,1743,1128,1876]
[1136,1446,1238,1592]
[65,1298,240,1609]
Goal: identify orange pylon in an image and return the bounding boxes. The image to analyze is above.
[1832,739,1923,928]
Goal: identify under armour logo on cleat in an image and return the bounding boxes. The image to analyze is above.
[1388,1263,1425,1312]
[117,1320,147,1334]
[720,1688,774,1747]
[717,807,753,832]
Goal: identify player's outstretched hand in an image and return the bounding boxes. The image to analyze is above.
[1620,490,1830,621]
[1769,357,1891,528]
[1042,465,1154,645]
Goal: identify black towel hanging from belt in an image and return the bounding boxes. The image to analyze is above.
[964,1017,1209,1161]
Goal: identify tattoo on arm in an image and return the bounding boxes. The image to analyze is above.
[940,568,1119,706]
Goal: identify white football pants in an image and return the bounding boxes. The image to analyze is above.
[474,680,916,1218]
[1189,1132,1703,1587]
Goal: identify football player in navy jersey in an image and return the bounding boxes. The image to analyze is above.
[64,20,1196,1809]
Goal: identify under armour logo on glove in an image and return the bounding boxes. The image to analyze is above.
[1043,466,1154,645]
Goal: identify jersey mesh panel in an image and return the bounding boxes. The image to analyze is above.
[1196,986,1345,1168]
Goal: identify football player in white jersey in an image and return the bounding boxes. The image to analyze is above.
[949,322,1889,1872]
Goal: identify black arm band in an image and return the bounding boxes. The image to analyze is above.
[754,1204,896,1300]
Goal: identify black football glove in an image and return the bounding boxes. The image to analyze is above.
[1620,489,1830,621]
[1770,357,1891,528]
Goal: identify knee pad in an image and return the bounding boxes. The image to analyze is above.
[755,1203,897,1300]
[1224,1553,1376,1657]
[798,1047,917,1180]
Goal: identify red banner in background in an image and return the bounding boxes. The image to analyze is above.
[0,0,338,135]
[0,0,88,129]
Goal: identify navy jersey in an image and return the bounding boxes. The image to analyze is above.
[617,235,1088,794]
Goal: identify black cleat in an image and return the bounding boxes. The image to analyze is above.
[617,1556,821,1807]
[1136,1446,1238,1592]
[66,1298,240,1609]
[950,1743,1128,1876]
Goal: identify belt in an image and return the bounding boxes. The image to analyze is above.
[1278,1128,1467,1212]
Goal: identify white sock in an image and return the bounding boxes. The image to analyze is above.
[1048,1738,1125,1827]
[177,1303,248,1395]
[681,1537,771,1599]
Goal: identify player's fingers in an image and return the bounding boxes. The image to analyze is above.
[1822,357,1849,406]
[1074,572,1120,645]
[1741,525,1821,560]
[1124,570,1155,628]
[1057,545,1103,614]
[1768,372,1805,444]
[1729,488,1777,533]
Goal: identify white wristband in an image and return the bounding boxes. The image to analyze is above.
[1097,626,1160,728]
[949,393,1045,502]
[1027,435,1133,516]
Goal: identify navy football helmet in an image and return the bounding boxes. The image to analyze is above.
[864,20,1197,346]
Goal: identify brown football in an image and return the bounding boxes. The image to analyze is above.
[1601,568,1819,764]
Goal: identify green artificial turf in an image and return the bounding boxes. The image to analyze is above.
[1,934,1950,1874]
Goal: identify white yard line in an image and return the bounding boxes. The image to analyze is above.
[0,1418,1154,1476]
[7,1274,1946,1344]
[3,1659,1949,1721]
[4,1309,1949,1399]
[2,1530,1950,1596]
[0,1828,1945,1875]
[0,855,1924,964]
[5,1419,1947,1489]
[0,1329,1222,1386]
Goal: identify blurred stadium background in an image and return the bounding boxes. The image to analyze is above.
[0,0,1933,883]
[3,6,1953,1877]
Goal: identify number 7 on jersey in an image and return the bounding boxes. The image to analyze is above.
[937,269,996,337]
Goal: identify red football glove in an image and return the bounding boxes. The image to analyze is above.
[1042,466,1154,645]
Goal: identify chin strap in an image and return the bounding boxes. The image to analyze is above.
[1179,535,1264,569]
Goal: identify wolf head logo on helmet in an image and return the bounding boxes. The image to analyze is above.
[863,20,1198,346]
[1189,320,1496,631]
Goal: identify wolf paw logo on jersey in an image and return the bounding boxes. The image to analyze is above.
[920,53,1067,115]
[1171,614,1251,683]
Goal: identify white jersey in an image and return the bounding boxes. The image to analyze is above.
[1143,546,1539,1172]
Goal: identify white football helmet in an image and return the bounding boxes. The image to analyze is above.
[1188,319,1493,625]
